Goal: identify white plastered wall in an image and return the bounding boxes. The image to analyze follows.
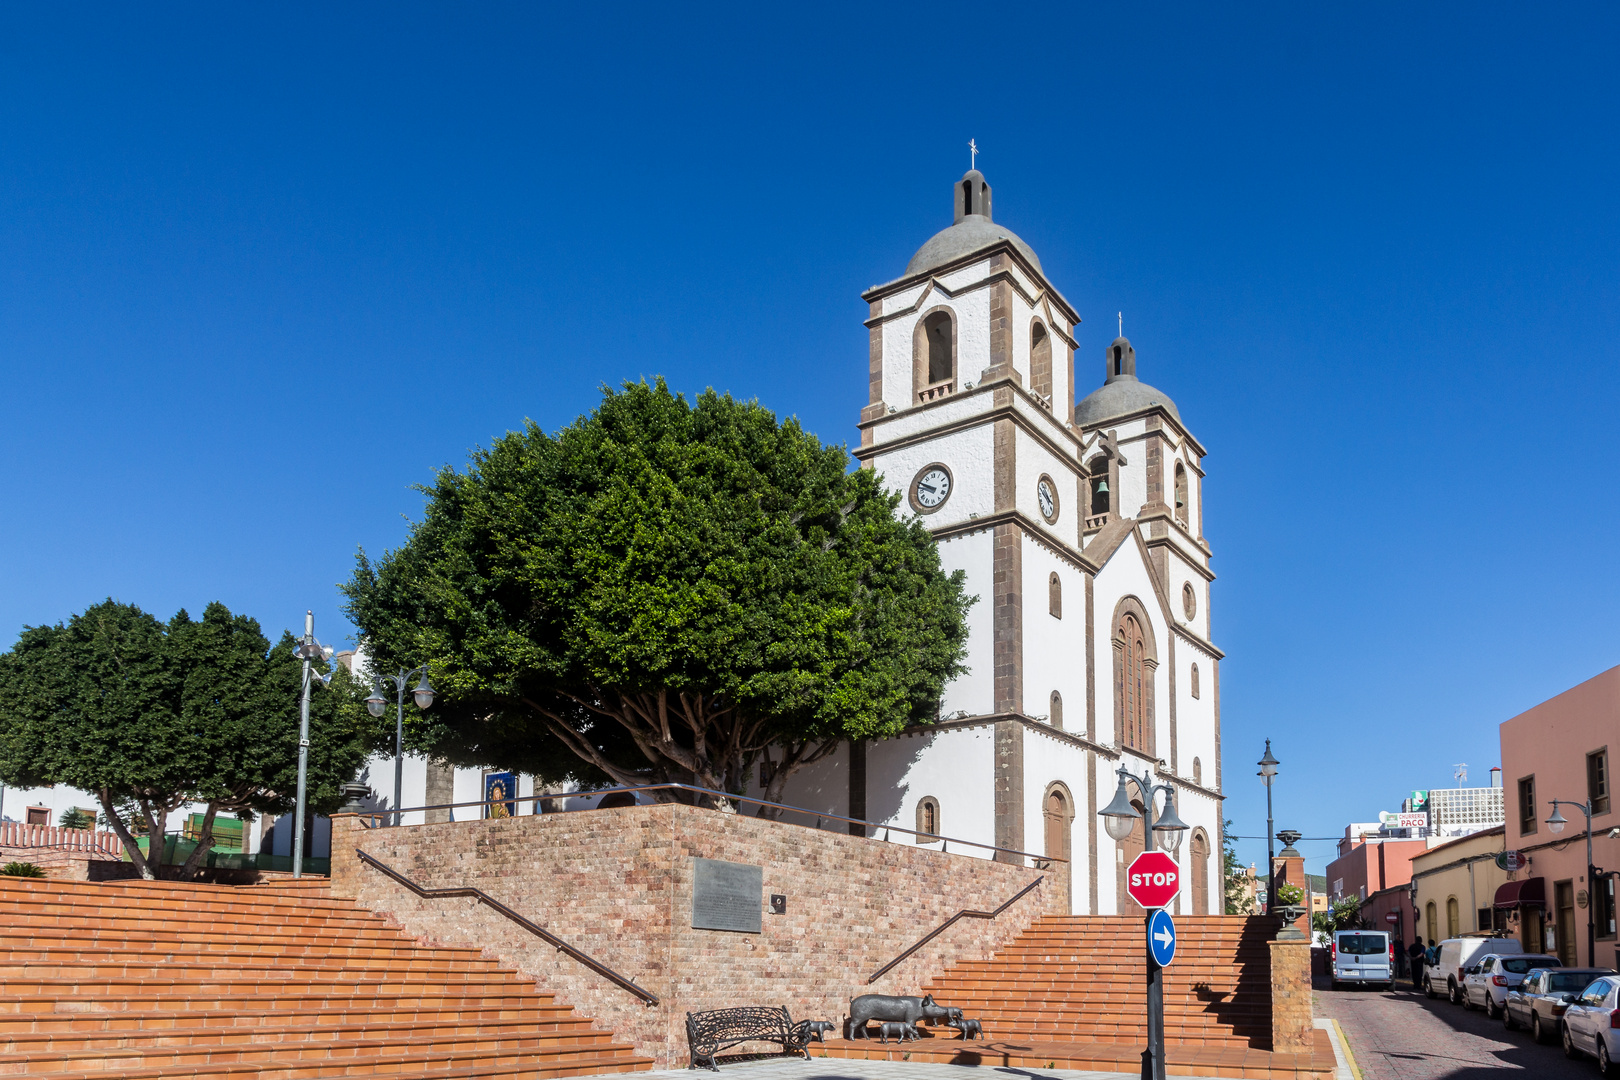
[867,726,998,859]
[937,530,994,718]
[1019,538,1087,733]
[871,424,995,526]
[1018,727,1095,915]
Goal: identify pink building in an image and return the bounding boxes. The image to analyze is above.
[1499,664,1620,968]
[1325,826,1428,904]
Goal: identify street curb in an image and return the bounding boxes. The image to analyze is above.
[1331,1018,1363,1080]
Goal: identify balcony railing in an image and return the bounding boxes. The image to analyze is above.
[917,380,955,403]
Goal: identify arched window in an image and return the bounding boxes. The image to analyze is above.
[916,797,940,840]
[1049,691,1063,731]
[1426,902,1438,944]
[1119,613,1148,751]
[1446,897,1460,939]
[1049,572,1062,618]
[1030,321,1053,401]
[1088,457,1111,516]
[924,312,953,385]
[1112,342,1126,377]
[1174,462,1188,523]
[1192,757,1202,785]
[1191,830,1210,914]
[1190,662,1201,700]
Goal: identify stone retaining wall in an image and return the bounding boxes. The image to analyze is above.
[329,804,1053,1068]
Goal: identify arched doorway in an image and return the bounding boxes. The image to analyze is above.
[1116,798,1147,915]
[1043,785,1074,914]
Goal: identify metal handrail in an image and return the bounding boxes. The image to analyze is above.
[355,781,1067,868]
[867,876,1045,984]
[353,848,659,1006]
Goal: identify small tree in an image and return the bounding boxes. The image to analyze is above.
[57,808,94,831]
[343,380,972,810]
[1313,896,1363,938]
[1222,818,1253,915]
[0,600,373,879]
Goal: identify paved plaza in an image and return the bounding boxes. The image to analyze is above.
[1315,978,1594,1079]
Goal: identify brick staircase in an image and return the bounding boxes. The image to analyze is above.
[0,875,653,1079]
[823,914,1334,1079]
[927,914,1275,1047]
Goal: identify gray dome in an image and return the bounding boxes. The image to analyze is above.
[1075,377,1181,426]
[906,216,1043,277]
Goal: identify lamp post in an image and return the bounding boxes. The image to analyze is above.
[1546,799,1598,966]
[1258,740,1279,913]
[1099,765,1190,1080]
[291,611,336,878]
[365,666,435,826]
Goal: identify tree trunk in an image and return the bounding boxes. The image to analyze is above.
[97,790,156,881]
[175,804,219,881]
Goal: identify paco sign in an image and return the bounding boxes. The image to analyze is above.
[1125,851,1181,909]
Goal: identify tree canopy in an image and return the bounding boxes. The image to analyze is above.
[0,599,373,878]
[343,379,972,810]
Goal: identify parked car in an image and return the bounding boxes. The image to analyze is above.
[1331,930,1394,990]
[1426,936,1525,1004]
[1560,974,1620,1071]
[1504,967,1616,1043]
[1462,953,1560,1018]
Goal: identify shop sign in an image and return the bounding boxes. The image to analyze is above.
[1496,850,1529,871]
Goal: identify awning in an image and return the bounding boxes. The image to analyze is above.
[1494,877,1547,909]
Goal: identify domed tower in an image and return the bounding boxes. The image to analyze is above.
[1074,334,1212,651]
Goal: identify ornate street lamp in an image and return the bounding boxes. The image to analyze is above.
[1098,765,1188,1080]
[368,665,435,826]
[291,611,336,878]
[1258,740,1280,913]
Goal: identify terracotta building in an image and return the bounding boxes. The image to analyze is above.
[1499,664,1620,968]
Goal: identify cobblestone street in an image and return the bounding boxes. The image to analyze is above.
[1315,977,1597,1078]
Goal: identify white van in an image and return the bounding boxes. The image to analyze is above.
[1332,930,1394,990]
[1426,936,1525,1005]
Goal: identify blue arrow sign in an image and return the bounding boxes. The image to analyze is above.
[1148,908,1176,967]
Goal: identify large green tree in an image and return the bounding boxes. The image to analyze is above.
[342,379,971,811]
[0,600,373,878]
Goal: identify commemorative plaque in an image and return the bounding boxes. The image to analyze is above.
[692,857,762,933]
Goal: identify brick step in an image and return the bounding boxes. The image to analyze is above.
[0,913,416,945]
[0,1017,623,1056]
[0,1035,647,1077]
[0,974,542,1000]
[0,927,484,959]
[30,1048,652,1080]
[0,949,506,974]
[0,989,549,1016]
[0,1003,581,1034]
[0,960,521,984]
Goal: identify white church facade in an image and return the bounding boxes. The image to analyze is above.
[755,170,1225,916]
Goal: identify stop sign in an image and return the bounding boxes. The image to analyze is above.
[1125,851,1181,909]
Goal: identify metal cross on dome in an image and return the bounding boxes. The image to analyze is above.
[969,139,978,170]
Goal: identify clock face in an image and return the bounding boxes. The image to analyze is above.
[1037,477,1058,523]
[915,468,951,509]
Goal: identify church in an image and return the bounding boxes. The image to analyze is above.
[759,169,1224,917]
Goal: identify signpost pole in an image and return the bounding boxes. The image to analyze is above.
[1142,803,1165,1080]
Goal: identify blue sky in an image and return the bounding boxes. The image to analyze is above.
[2,3,1616,875]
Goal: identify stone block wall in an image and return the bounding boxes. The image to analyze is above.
[330,804,1052,1068]
[1268,938,1314,1053]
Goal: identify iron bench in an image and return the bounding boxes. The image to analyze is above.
[685,1006,813,1071]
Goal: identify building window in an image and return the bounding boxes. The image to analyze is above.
[1446,897,1460,939]
[1190,662,1200,699]
[916,797,940,839]
[1049,691,1063,731]
[1119,613,1148,751]
[1182,583,1197,620]
[1192,757,1202,785]
[25,807,48,826]
[1049,572,1062,618]
[1030,321,1053,401]
[1088,457,1111,516]
[1589,749,1610,816]
[1174,463,1188,523]
[1518,775,1537,835]
[923,312,953,385]
[1426,901,1438,943]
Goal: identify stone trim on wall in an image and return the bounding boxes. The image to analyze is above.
[994,721,1025,862]
[992,522,1023,714]
[861,239,1081,327]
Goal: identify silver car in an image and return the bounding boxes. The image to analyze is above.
[1462,953,1560,1018]
[1560,974,1620,1072]
[1505,967,1616,1043]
